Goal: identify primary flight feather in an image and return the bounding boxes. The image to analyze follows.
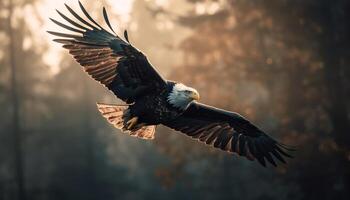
[48,1,293,167]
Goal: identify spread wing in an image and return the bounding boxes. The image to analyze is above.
[163,102,293,167]
[48,1,166,103]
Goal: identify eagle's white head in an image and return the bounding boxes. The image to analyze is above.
[167,83,200,110]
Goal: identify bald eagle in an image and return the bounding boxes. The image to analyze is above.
[48,1,293,167]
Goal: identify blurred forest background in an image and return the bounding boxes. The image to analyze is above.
[0,0,349,199]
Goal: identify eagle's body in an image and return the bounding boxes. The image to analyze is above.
[128,81,183,126]
[48,1,293,167]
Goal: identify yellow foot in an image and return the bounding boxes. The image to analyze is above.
[126,117,138,130]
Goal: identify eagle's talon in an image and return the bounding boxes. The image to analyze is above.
[126,117,138,130]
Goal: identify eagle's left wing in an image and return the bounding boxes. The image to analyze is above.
[163,102,293,167]
[48,1,166,103]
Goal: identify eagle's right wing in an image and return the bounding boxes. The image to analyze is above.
[163,102,294,167]
[48,1,166,103]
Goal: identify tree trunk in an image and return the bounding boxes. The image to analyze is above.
[319,1,350,198]
[8,0,26,199]
[82,77,97,200]
[320,0,350,148]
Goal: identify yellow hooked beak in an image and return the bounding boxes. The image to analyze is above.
[190,91,200,101]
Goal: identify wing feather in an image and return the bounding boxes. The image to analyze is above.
[49,18,85,34]
[103,7,116,34]
[56,9,90,31]
[78,1,105,30]
[64,3,98,30]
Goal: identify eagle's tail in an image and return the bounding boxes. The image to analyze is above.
[96,103,155,140]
